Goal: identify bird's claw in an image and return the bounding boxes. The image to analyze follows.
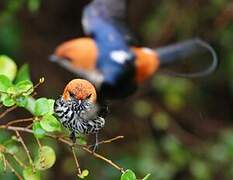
[88,142,98,153]
[69,131,76,144]
[88,133,99,153]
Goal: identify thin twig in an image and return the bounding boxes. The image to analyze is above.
[6,152,27,169]
[88,136,124,148]
[71,146,82,175]
[82,147,125,173]
[0,125,125,173]
[15,131,34,167]
[0,105,17,119]
[6,117,34,126]
[5,159,23,180]
[2,154,7,172]
[26,123,33,129]
[35,138,42,148]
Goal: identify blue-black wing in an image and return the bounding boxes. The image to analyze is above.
[82,0,136,44]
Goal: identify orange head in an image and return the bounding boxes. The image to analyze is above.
[62,79,97,103]
[132,47,160,83]
[54,38,98,70]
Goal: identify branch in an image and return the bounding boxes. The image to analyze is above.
[6,152,27,169]
[0,105,17,119]
[0,125,125,173]
[82,147,125,173]
[5,159,23,180]
[6,117,34,126]
[88,136,124,148]
[71,146,82,175]
[15,131,34,168]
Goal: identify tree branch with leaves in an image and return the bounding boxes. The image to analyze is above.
[0,55,150,179]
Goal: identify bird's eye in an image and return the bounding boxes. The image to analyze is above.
[86,94,92,99]
[68,91,76,98]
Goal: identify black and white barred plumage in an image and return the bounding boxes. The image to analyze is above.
[54,97,105,136]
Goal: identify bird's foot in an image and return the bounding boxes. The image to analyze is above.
[88,133,99,153]
[69,131,76,144]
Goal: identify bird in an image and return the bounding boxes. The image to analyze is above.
[50,0,218,101]
[54,79,105,150]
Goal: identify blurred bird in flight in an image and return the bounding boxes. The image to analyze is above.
[51,0,218,101]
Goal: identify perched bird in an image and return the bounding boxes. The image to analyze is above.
[50,0,218,101]
[54,79,105,149]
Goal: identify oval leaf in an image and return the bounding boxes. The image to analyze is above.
[25,97,36,114]
[0,75,12,92]
[3,139,19,154]
[34,146,56,170]
[15,80,33,95]
[3,96,15,107]
[0,55,17,81]
[14,64,30,83]
[40,114,61,132]
[78,169,89,179]
[34,98,49,116]
[121,169,137,180]
[33,122,46,139]
[23,167,40,180]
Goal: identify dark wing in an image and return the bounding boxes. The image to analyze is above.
[50,55,104,89]
[82,0,136,44]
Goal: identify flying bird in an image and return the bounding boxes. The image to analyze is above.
[50,0,218,101]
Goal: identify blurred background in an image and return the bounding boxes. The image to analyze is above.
[0,0,233,179]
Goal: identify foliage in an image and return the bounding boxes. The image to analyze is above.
[0,56,146,179]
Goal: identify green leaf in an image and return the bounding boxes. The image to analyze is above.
[77,137,87,146]
[33,122,46,139]
[0,75,12,92]
[15,96,28,107]
[78,169,89,179]
[47,99,55,115]
[34,146,56,170]
[23,167,41,180]
[3,138,19,154]
[14,64,30,83]
[152,112,171,130]
[34,98,50,116]
[28,0,41,12]
[15,80,33,95]
[6,86,17,95]
[121,169,137,180]
[142,174,151,180]
[40,114,61,132]
[2,96,15,107]
[0,55,17,81]
[133,100,152,118]
[25,97,36,114]
[0,153,6,173]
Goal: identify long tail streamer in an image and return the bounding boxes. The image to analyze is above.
[156,38,218,77]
